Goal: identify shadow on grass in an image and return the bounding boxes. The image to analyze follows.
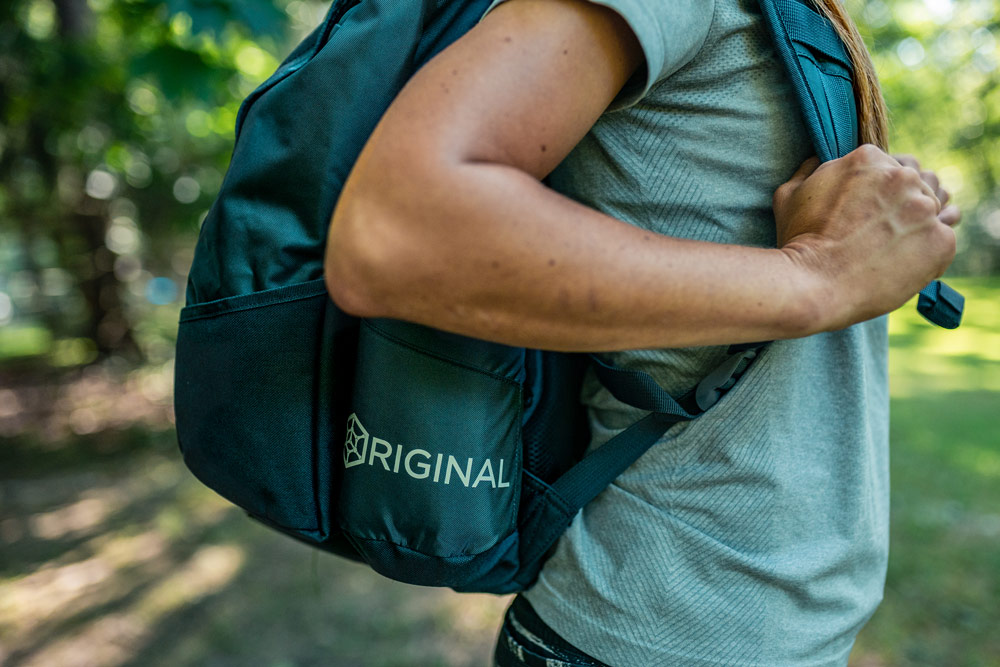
[1,425,176,480]
[3,384,996,666]
[0,427,508,667]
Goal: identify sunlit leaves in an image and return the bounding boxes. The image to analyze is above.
[165,0,285,40]
[847,0,1000,274]
[19,0,56,40]
[0,0,322,349]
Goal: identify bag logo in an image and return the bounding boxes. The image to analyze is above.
[343,413,511,490]
[344,413,369,468]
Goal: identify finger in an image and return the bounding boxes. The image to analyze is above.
[918,187,941,214]
[938,204,962,227]
[912,175,942,213]
[893,153,919,170]
[773,156,821,210]
[918,171,949,209]
[919,169,940,194]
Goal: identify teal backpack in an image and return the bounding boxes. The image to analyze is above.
[173,0,963,595]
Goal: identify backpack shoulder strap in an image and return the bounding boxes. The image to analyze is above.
[513,342,766,585]
[758,0,964,328]
[757,0,858,161]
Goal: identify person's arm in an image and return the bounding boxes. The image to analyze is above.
[324,0,956,352]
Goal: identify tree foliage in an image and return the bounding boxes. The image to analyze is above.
[0,0,323,363]
[0,0,997,364]
[850,0,1000,274]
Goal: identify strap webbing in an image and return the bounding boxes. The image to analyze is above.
[551,343,767,514]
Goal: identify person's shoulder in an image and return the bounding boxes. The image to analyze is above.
[479,0,716,112]
[605,0,717,109]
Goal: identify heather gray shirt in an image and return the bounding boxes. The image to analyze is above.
[479,1,890,665]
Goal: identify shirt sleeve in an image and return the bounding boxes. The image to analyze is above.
[478,0,715,111]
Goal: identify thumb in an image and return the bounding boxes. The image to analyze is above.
[773,156,821,209]
[788,156,822,185]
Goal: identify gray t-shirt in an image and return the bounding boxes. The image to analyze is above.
[479,1,890,665]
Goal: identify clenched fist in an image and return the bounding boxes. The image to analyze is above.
[773,144,958,331]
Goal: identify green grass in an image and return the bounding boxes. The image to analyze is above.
[850,278,1000,667]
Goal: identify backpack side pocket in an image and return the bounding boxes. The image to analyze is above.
[174,279,356,542]
[338,319,525,588]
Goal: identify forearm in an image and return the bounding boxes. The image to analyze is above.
[325,157,825,352]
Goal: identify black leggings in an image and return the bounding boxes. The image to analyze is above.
[494,596,610,667]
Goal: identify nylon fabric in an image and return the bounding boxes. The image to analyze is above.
[174,0,910,612]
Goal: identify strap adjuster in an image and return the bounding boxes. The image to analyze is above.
[694,346,762,412]
[917,280,964,330]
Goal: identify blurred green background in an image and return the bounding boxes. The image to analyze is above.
[0,0,998,665]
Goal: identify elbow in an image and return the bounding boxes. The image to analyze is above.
[324,150,461,321]
[323,251,378,319]
[323,192,409,320]
[323,201,383,319]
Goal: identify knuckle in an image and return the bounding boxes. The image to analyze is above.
[900,193,935,219]
[772,185,786,205]
[926,223,956,264]
[889,165,921,188]
[913,196,938,217]
[853,143,883,161]
[884,166,906,186]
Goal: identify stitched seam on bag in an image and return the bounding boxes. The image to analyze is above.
[251,510,320,536]
[363,320,522,387]
[518,482,573,565]
[797,49,853,82]
[771,1,834,154]
[233,0,357,139]
[179,282,329,322]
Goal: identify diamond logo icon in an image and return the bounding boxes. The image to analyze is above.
[344,413,369,468]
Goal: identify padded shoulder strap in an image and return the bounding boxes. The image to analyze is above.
[757,0,857,161]
[758,0,964,328]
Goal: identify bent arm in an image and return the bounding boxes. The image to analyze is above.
[328,160,818,351]
[323,0,951,352]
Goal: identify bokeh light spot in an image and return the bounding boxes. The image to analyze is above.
[127,85,158,116]
[145,277,178,306]
[113,255,143,282]
[23,0,56,40]
[0,292,13,326]
[86,169,117,200]
[235,44,274,78]
[105,217,141,255]
[172,176,200,204]
[185,109,213,138]
[897,37,927,68]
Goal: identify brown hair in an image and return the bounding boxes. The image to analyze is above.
[810,0,890,150]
